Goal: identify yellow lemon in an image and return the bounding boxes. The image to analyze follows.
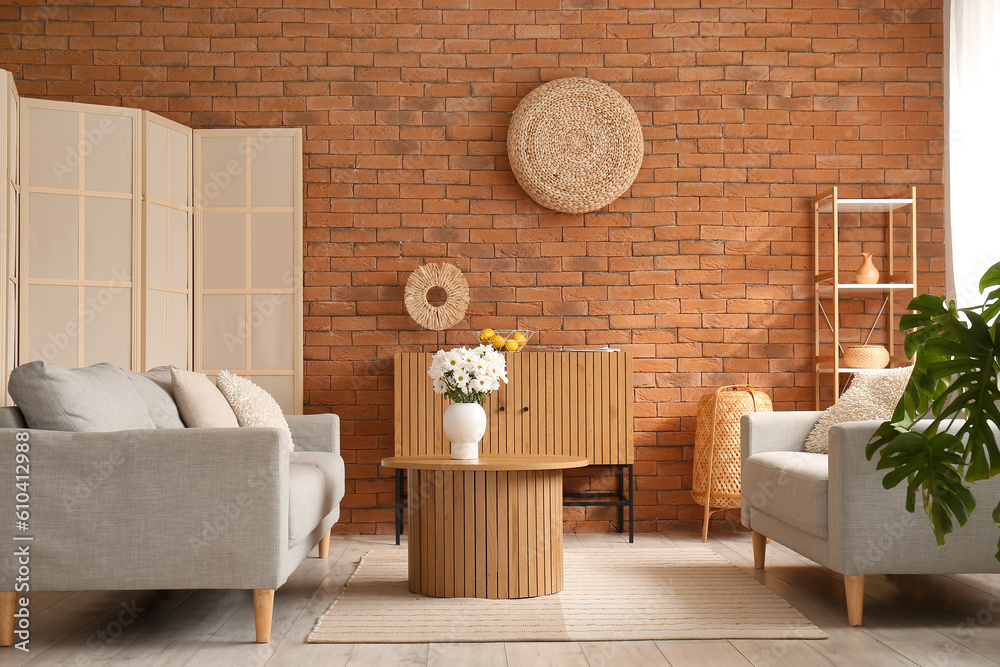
[514,331,527,350]
[504,336,519,351]
[489,334,506,350]
[479,328,495,344]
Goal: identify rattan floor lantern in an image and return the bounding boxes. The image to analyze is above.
[693,385,772,542]
[507,77,644,214]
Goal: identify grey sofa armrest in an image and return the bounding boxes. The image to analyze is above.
[826,420,884,483]
[741,411,823,461]
[825,419,1000,575]
[285,413,339,456]
[826,419,925,574]
[0,426,292,591]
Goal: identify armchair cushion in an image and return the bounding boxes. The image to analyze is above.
[9,361,153,432]
[744,451,829,539]
[804,366,912,454]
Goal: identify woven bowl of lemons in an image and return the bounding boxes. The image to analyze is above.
[478,329,534,352]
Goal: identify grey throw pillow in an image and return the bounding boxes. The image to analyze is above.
[8,361,154,432]
[124,366,186,429]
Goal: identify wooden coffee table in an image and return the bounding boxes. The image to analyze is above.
[381,454,588,599]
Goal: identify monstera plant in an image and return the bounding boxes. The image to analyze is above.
[867,261,1000,560]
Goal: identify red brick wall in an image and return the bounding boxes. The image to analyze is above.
[0,1,945,535]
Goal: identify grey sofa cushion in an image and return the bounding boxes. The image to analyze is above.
[292,451,346,512]
[125,366,185,429]
[288,461,327,549]
[744,451,829,539]
[8,361,154,432]
[287,452,345,549]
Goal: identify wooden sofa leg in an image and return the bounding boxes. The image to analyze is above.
[845,575,864,626]
[317,529,331,559]
[0,591,14,646]
[252,589,274,643]
[751,530,767,569]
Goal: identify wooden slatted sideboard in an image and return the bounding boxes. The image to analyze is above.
[393,350,635,542]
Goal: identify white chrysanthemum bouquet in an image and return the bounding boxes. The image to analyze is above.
[427,345,508,405]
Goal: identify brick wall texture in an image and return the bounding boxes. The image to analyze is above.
[0,0,945,536]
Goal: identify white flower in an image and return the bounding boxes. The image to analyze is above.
[426,344,508,402]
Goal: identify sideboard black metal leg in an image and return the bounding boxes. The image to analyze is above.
[617,465,624,533]
[627,464,634,543]
[395,468,404,545]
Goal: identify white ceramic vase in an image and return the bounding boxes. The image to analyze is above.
[443,402,487,460]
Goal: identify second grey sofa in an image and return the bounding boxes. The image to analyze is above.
[741,411,1000,626]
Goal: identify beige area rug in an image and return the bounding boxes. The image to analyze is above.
[308,547,826,643]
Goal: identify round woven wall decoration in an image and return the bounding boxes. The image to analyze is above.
[404,263,470,331]
[507,77,644,214]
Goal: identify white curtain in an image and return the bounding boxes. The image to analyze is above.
[946,0,1000,306]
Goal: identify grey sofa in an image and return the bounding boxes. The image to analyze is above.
[741,411,1000,626]
[0,402,344,644]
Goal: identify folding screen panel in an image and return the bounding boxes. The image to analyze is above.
[19,100,140,371]
[193,129,303,414]
[0,71,17,404]
[6,79,303,412]
[143,113,192,371]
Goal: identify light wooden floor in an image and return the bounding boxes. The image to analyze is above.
[8,532,1000,666]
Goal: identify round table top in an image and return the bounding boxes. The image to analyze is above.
[381,454,589,472]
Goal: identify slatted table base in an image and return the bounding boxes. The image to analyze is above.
[396,464,634,544]
[408,468,563,599]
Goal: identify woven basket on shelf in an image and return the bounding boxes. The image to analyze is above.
[507,77,644,214]
[693,385,772,542]
[842,344,890,369]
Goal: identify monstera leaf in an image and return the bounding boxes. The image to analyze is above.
[867,260,1000,560]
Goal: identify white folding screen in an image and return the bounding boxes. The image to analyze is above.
[0,72,17,404]
[143,113,192,371]
[0,74,304,413]
[194,129,303,414]
[19,100,141,371]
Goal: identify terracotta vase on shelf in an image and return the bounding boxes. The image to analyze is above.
[855,253,880,284]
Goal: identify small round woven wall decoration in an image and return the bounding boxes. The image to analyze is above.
[507,77,644,214]
[404,263,470,331]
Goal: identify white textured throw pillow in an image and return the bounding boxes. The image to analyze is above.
[216,370,294,452]
[804,365,913,454]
